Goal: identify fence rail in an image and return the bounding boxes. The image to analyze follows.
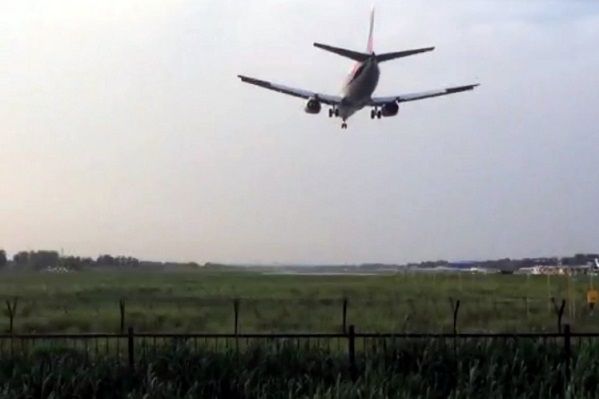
[0,323,595,377]
[0,331,596,339]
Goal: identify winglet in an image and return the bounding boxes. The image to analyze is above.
[446,83,480,93]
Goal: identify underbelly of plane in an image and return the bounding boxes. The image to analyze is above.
[341,63,380,118]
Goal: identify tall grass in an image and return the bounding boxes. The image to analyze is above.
[0,338,598,398]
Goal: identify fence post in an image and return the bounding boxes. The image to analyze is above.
[233,298,240,335]
[348,324,357,381]
[5,298,18,335]
[127,326,135,371]
[551,297,566,333]
[448,298,460,356]
[449,298,461,334]
[564,324,571,381]
[342,298,348,334]
[119,298,126,334]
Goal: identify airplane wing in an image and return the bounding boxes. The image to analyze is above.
[369,83,479,106]
[238,75,342,105]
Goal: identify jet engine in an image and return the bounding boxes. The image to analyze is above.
[381,102,399,117]
[304,97,322,114]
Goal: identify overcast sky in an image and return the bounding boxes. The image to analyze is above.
[1,0,598,264]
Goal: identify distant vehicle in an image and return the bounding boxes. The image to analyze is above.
[238,7,479,129]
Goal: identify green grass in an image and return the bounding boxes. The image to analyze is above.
[1,270,598,333]
[1,338,599,398]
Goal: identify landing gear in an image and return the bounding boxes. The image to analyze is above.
[371,108,382,119]
[370,109,376,119]
[341,122,348,129]
[377,110,382,119]
[328,108,334,118]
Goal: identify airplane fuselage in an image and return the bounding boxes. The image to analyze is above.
[338,56,380,121]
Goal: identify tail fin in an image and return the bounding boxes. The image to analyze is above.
[367,4,435,62]
[313,6,375,62]
[367,6,375,54]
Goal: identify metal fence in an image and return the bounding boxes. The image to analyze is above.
[0,324,595,380]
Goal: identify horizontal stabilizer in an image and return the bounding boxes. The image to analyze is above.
[375,47,435,62]
[313,43,370,62]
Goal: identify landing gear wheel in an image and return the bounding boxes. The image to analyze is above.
[334,108,340,117]
[370,109,376,119]
[328,108,334,118]
[377,110,382,119]
[341,123,348,129]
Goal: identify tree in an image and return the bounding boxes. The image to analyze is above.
[115,256,139,267]
[13,251,29,266]
[12,250,59,270]
[0,250,6,268]
[61,256,84,271]
[29,251,59,270]
[96,255,115,266]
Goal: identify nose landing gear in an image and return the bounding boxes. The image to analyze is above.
[331,107,347,129]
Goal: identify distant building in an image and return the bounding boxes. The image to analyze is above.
[43,266,70,273]
[515,262,598,276]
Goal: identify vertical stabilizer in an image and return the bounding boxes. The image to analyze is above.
[367,6,375,54]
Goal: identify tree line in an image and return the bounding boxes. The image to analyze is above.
[0,250,141,271]
[0,248,596,272]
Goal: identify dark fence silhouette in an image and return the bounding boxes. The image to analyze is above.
[0,323,595,381]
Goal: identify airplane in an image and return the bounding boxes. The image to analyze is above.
[237,7,479,129]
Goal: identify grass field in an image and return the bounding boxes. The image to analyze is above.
[1,270,599,333]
